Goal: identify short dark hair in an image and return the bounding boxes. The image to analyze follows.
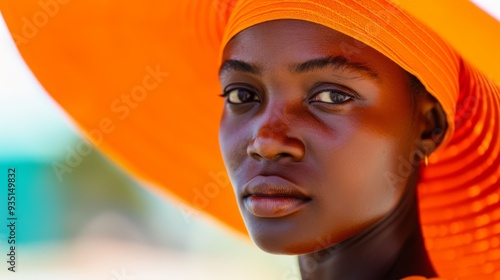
[406,71,448,143]
[407,72,426,96]
[407,72,427,112]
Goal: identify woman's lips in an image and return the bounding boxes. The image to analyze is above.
[244,196,309,218]
[243,175,311,218]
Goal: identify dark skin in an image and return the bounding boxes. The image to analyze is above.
[218,20,446,279]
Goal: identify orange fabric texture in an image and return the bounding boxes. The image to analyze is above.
[393,0,500,88]
[1,0,499,279]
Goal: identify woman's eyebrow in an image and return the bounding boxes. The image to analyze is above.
[219,59,261,76]
[290,55,380,81]
[219,56,380,81]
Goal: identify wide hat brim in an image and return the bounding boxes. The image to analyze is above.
[1,0,499,279]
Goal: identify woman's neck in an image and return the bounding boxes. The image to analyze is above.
[298,173,436,280]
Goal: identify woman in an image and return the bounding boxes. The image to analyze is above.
[218,18,445,279]
[2,0,499,279]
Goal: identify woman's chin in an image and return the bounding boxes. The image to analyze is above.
[252,237,313,255]
[248,227,340,256]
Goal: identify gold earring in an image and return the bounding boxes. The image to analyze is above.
[424,154,429,167]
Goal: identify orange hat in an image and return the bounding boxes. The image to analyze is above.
[1,0,499,279]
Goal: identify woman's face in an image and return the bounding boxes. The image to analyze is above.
[218,20,425,254]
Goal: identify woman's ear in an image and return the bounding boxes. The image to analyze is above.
[417,93,448,157]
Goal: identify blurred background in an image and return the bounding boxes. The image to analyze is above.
[0,1,499,279]
[0,12,298,280]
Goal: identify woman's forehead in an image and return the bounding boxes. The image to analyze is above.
[223,20,359,57]
[221,19,404,82]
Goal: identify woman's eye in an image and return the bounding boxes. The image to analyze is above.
[224,88,260,104]
[311,90,353,104]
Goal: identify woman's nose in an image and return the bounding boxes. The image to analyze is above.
[247,112,305,162]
